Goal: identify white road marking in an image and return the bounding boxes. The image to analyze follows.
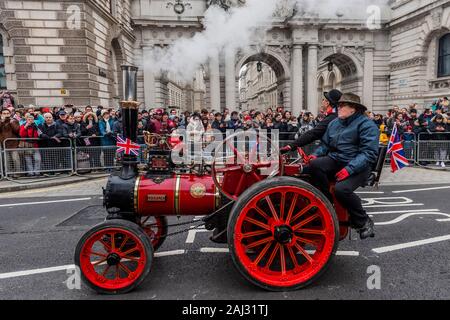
[367,209,440,215]
[200,248,359,257]
[0,198,92,208]
[185,227,209,243]
[200,247,229,253]
[0,264,75,280]
[154,249,186,257]
[363,203,424,208]
[392,186,450,194]
[362,197,413,206]
[356,191,384,194]
[372,235,450,254]
[374,212,450,226]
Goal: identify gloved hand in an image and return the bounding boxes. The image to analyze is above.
[280,145,292,154]
[308,155,318,162]
[335,168,350,182]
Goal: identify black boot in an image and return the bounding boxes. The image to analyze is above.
[357,218,375,240]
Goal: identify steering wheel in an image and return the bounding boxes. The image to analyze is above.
[212,131,284,201]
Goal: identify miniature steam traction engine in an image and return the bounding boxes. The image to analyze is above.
[74,66,387,294]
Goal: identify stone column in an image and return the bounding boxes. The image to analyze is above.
[142,47,156,109]
[307,44,319,116]
[209,50,221,110]
[363,47,374,111]
[225,48,237,112]
[291,44,303,116]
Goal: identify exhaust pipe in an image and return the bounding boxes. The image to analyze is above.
[120,65,140,179]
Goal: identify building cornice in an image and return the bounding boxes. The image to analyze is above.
[86,0,136,41]
[390,56,427,71]
[389,0,450,29]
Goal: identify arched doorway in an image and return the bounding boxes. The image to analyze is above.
[319,53,361,97]
[237,51,290,112]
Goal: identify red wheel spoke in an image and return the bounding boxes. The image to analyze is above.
[292,213,320,231]
[294,242,313,263]
[285,194,298,224]
[89,251,107,258]
[253,162,272,169]
[265,243,280,269]
[297,228,325,236]
[101,265,111,277]
[290,204,314,225]
[296,236,319,247]
[287,246,300,269]
[235,173,246,196]
[242,229,270,238]
[110,232,116,251]
[115,265,120,279]
[253,205,270,221]
[215,165,242,173]
[226,141,245,163]
[99,239,112,252]
[246,236,273,249]
[252,242,271,266]
[280,192,286,221]
[118,263,132,276]
[118,235,130,251]
[244,217,271,230]
[251,172,262,182]
[265,196,279,222]
[280,246,286,275]
[92,258,107,266]
[121,246,138,256]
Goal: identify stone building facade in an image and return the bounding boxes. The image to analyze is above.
[0,0,449,115]
[0,0,135,107]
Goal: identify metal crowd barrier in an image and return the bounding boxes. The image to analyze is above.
[1,132,450,180]
[2,138,74,177]
[0,147,4,180]
[417,132,450,164]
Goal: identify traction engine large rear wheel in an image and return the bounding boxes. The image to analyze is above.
[75,220,153,294]
[228,177,339,291]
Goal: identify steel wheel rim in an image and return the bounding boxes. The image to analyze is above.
[212,132,283,201]
[79,227,147,290]
[233,186,336,287]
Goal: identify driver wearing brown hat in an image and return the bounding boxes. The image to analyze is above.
[307,93,379,239]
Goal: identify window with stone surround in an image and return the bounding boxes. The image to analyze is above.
[438,33,450,78]
[0,34,6,89]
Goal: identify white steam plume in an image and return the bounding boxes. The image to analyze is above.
[144,0,390,82]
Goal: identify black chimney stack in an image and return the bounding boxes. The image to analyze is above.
[120,65,140,179]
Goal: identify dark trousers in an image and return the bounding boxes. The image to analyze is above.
[308,156,370,228]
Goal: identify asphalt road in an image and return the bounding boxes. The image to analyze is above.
[1,183,450,300]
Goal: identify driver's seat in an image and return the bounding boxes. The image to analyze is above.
[363,145,388,187]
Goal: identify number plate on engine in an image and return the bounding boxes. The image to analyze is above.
[147,194,167,202]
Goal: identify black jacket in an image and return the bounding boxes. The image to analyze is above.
[289,113,338,148]
[38,123,62,148]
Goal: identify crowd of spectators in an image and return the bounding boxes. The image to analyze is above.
[1,91,450,176]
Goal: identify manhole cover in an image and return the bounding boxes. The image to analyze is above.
[58,205,107,227]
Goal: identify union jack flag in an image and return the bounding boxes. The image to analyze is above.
[387,123,409,173]
[116,136,140,156]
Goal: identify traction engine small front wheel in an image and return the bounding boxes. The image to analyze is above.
[74,220,153,294]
